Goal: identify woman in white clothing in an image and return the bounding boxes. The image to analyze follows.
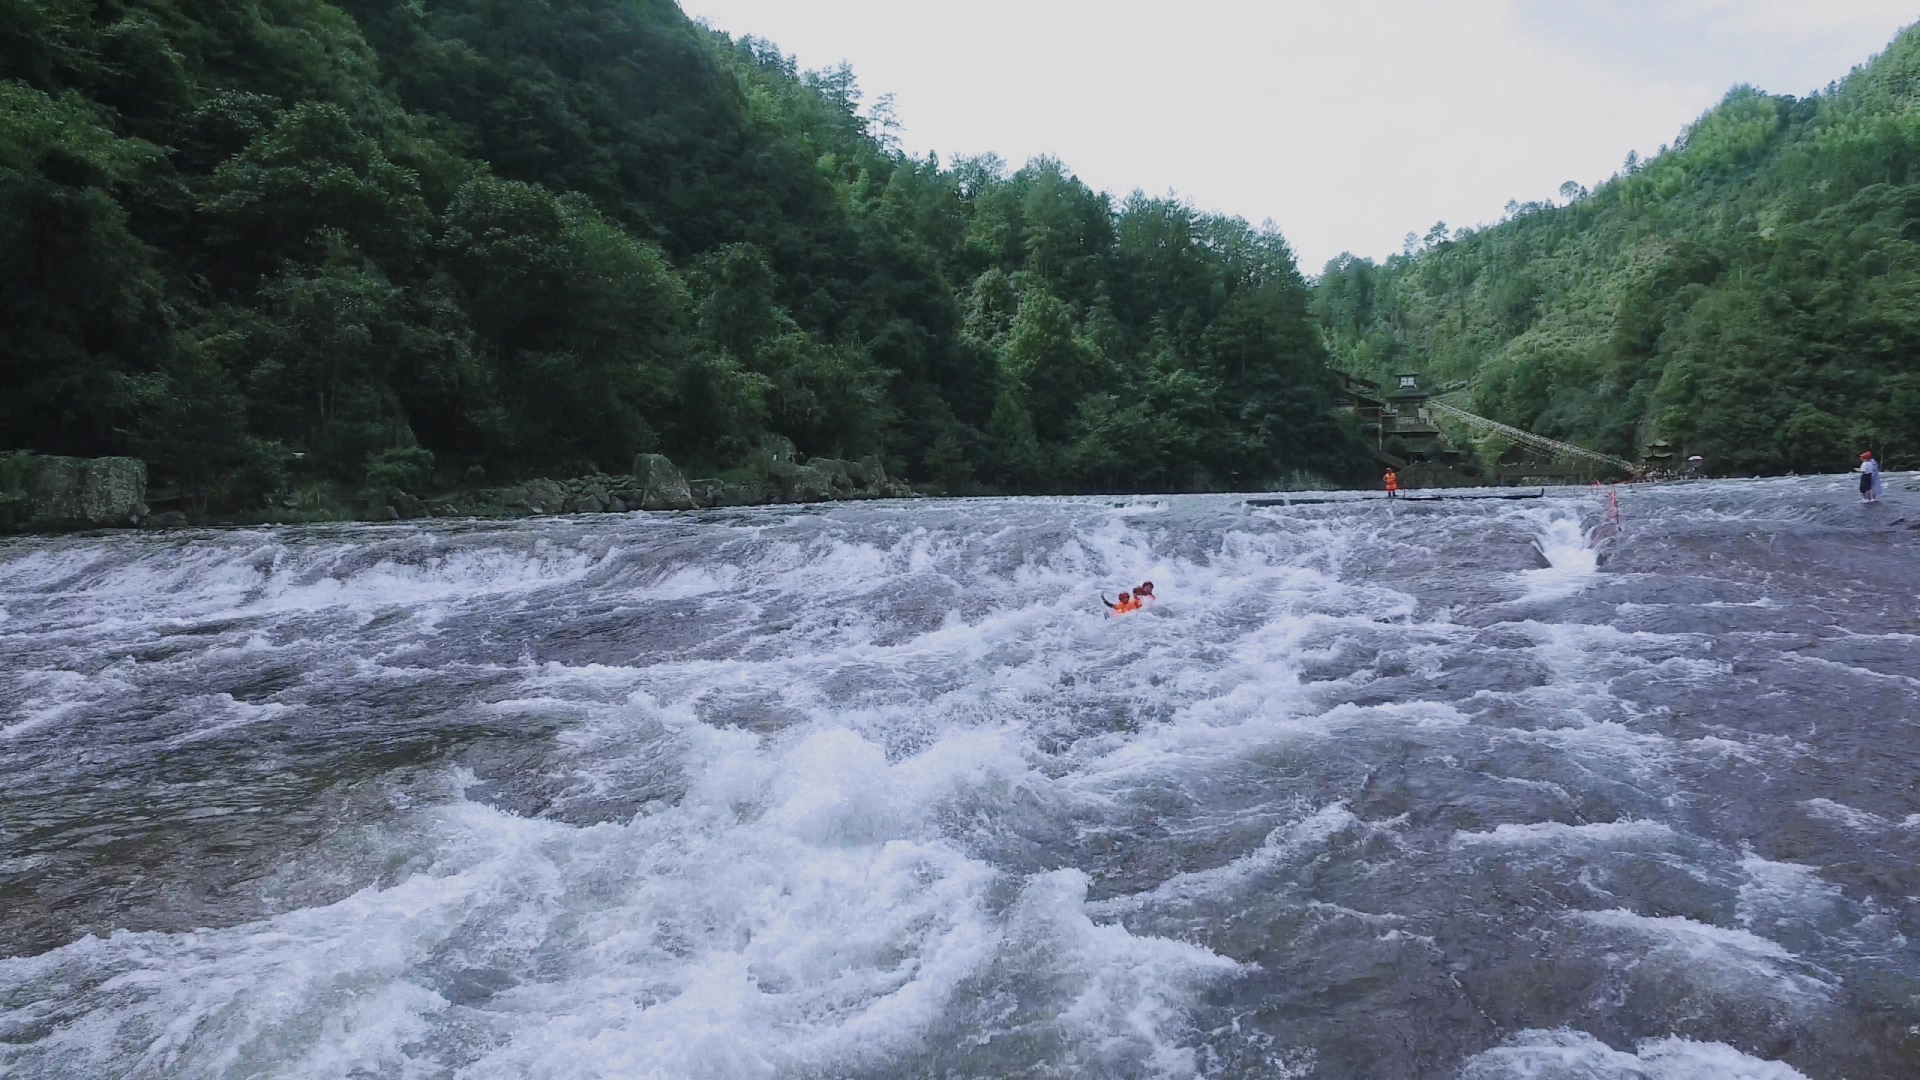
[1858,450,1884,503]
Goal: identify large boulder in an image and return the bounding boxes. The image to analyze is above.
[716,477,779,506]
[390,491,427,520]
[759,434,798,464]
[850,455,887,492]
[561,476,610,514]
[777,464,834,503]
[632,453,695,511]
[2,453,148,529]
[809,455,894,498]
[509,478,567,515]
[563,490,608,514]
[0,455,31,530]
[803,458,858,496]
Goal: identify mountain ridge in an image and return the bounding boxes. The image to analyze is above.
[1314,22,1920,473]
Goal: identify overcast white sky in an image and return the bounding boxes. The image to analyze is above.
[684,0,1916,273]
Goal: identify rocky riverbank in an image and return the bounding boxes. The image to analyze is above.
[377,451,915,522]
[0,446,916,533]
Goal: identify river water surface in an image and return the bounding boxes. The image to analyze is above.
[2,477,1918,1078]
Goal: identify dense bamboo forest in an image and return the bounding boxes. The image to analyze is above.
[1,0,1365,510]
[1315,24,1920,475]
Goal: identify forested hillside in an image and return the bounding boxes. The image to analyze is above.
[0,0,1363,511]
[1316,24,1920,475]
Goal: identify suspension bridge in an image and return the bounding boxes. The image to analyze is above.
[1340,372,1638,482]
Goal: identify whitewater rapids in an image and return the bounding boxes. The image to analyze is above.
[2,477,1917,1078]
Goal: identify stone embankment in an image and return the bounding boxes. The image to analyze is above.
[377,450,915,521]
[0,445,914,532]
[0,452,149,531]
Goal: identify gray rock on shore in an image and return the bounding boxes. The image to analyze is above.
[633,454,695,511]
[441,447,908,521]
[1,453,148,529]
[510,478,567,515]
[773,461,835,503]
[3,444,913,532]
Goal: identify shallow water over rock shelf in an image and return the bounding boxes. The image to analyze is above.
[1,477,1916,1078]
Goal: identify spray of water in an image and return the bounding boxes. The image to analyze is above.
[1,479,1909,1077]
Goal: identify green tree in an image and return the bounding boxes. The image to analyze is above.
[0,84,166,455]
[0,0,1369,503]
[442,175,687,471]
[1316,25,1920,473]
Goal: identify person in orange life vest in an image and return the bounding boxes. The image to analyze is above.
[1104,590,1142,615]
[1384,470,1400,498]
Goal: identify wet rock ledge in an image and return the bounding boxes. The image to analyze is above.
[461,451,915,521]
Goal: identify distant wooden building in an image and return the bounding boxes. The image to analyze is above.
[1337,370,1633,486]
[1340,372,1476,484]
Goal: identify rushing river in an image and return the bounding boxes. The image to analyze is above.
[2,476,1918,1079]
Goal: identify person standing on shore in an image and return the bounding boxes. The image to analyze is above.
[1384,469,1399,499]
[1858,451,1884,503]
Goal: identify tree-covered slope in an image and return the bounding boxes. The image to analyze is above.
[1316,24,1920,474]
[0,0,1364,513]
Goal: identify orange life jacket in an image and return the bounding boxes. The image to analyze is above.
[1114,596,1142,614]
[1384,473,1399,491]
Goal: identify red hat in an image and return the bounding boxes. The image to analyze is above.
[1861,451,1874,458]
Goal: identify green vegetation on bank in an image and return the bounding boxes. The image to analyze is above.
[0,0,1365,515]
[1315,24,1920,475]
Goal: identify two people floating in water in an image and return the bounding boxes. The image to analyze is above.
[1103,581,1156,615]
[1859,450,1885,503]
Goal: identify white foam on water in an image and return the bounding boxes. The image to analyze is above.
[1461,1029,1811,1079]
[1090,802,1374,917]
[1736,854,1845,931]
[1784,652,1920,688]
[642,562,741,600]
[1800,797,1920,832]
[1504,619,1724,696]
[1574,909,1834,1004]
[1615,596,1781,612]
[0,544,118,590]
[1737,851,1912,958]
[1515,510,1600,601]
[1578,908,1797,962]
[4,486,1901,1075]
[1074,694,1471,797]
[0,530,621,638]
[0,502,1393,1075]
[0,705,1239,1078]
[1450,819,1679,850]
[153,693,295,747]
[248,543,615,618]
[967,868,1241,1079]
[2,667,134,740]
